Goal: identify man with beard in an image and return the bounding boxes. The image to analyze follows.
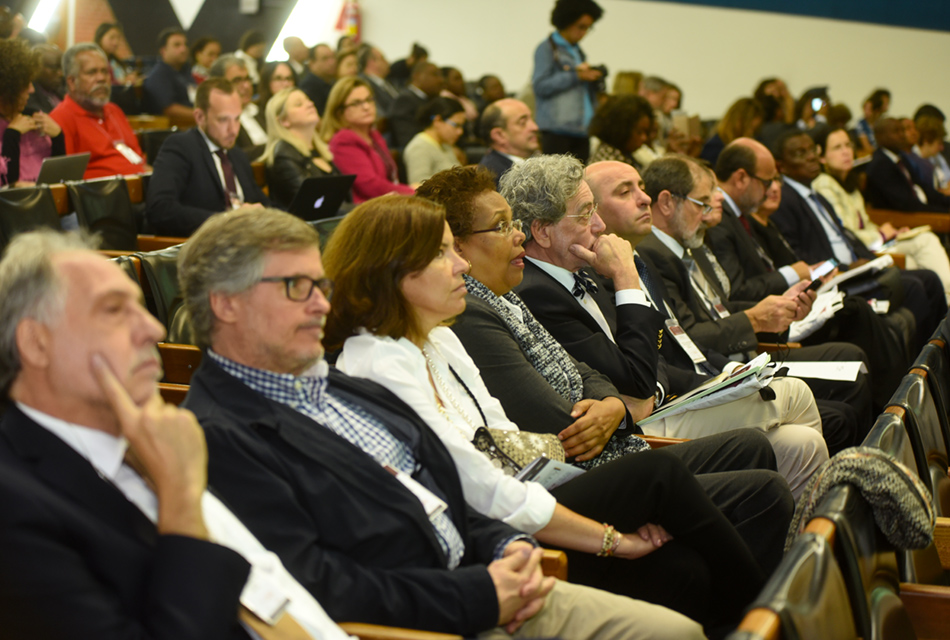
[51,43,148,179]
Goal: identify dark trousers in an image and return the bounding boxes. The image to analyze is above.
[552,430,789,632]
[540,131,591,164]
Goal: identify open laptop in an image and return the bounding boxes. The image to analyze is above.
[287,174,356,221]
[35,153,91,185]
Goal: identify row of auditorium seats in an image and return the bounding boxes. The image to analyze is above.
[728,316,950,640]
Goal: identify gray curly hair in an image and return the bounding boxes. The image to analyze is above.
[498,154,585,242]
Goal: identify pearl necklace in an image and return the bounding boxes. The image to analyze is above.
[421,344,482,433]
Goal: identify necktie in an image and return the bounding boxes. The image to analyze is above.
[634,255,665,316]
[215,149,238,208]
[572,270,598,299]
[809,193,857,263]
[698,245,731,297]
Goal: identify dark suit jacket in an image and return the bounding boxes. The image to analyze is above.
[0,405,250,640]
[185,359,512,636]
[637,233,758,355]
[450,293,631,436]
[299,74,333,117]
[514,260,706,398]
[361,74,399,120]
[478,149,514,187]
[389,88,427,149]
[264,140,340,211]
[864,147,950,212]
[706,199,790,301]
[146,128,269,237]
[746,214,800,267]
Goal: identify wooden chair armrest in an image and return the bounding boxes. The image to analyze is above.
[900,582,950,640]
[866,207,950,233]
[49,183,69,216]
[99,250,137,258]
[338,623,461,640]
[757,342,802,353]
[733,607,781,638]
[934,516,950,571]
[879,252,906,269]
[158,342,203,384]
[541,548,568,580]
[136,235,186,251]
[640,435,688,448]
[158,382,189,406]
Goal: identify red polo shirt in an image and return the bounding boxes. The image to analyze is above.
[50,95,148,179]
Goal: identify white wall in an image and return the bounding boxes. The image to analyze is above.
[357,0,950,122]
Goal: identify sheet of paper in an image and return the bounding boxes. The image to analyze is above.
[781,361,867,382]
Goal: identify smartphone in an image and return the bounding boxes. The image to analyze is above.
[806,259,838,290]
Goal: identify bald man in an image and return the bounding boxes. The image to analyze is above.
[478,98,540,186]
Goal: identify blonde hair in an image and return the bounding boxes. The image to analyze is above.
[258,88,333,166]
[319,76,373,142]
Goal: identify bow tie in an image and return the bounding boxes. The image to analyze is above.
[572,271,598,299]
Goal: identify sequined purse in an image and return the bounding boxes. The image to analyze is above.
[472,427,565,475]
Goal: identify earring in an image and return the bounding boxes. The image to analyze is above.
[465,260,472,275]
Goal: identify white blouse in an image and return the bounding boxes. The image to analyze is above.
[336,327,557,534]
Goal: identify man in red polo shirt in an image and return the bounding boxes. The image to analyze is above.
[51,43,149,179]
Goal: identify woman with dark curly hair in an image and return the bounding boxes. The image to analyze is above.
[588,94,654,168]
[0,38,64,187]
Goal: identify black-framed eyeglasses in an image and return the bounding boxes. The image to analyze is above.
[343,96,375,110]
[674,194,713,215]
[564,202,598,225]
[748,172,782,190]
[260,275,334,301]
[470,218,523,236]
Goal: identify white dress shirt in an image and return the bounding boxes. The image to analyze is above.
[241,103,268,146]
[18,402,352,640]
[336,327,557,534]
[718,188,799,286]
[199,127,245,205]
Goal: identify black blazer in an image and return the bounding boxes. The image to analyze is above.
[184,359,512,636]
[0,405,250,640]
[265,140,341,210]
[637,233,758,356]
[705,199,790,301]
[478,150,515,187]
[864,147,950,212]
[770,181,874,265]
[746,214,801,267]
[514,260,707,398]
[389,88,427,149]
[146,127,269,237]
[450,293,631,436]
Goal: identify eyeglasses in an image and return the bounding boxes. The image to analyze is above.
[674,194,713,215]
[343,96,375,110]
[444,120,464,129]
[748,172,782,190]
[271,75,294,82]
[470,218,523,236]
[230,75,252,84]
[564,202,598,225]
[260,275,334,302]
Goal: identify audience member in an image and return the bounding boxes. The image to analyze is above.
[793,87,829,131]
[26,44,64,113]
[0,229,351,640]
[403,97,465,183]
[208,54,267,158]
[478,98,540,186]
[387,42,428,90]
[257,61,297,117]
[440,66,478,123]
[93,22,138,87]
[0,38,64,187]
[611,71,641,95]
[637,76,669,111]
[336,34,354,53]
[179,205,706,639]
[754,78,794,125]
[700,97,763,165]
[357,44,398,119]
[234,29,266,86]
[813,126,950,301]
[147,78,268,236]
[912,115,950,191]
[390,61,445,149]
[336,48,359,78]
[142,27,196,125]
[283,35,309,77]
[326,193,770,633]
[321,76,414,201]
[259,87,340,210]
[300,43,336,115]
[853,88,890,155]
[189,35,221,84]
[51,43,147,179]
[588,94,653,168]
[476,74,507,113]
[771,128,946,350]
[532,0,604,163]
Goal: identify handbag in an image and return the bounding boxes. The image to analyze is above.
[472,427,565,475]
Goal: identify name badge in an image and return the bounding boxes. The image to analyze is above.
[241,566,291,625]
[114,141,144,165]
[713,303,731,319]
[665,320,708,365]
[384,464,448,518]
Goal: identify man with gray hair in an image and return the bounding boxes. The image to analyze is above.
[0,229,351,639]
[208,54,267,157]
[179,206,698,640]
[50,43,148,179]
[478,98,540,187]
[503,154,826,500]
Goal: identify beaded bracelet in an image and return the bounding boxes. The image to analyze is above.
[597,523,621,557]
